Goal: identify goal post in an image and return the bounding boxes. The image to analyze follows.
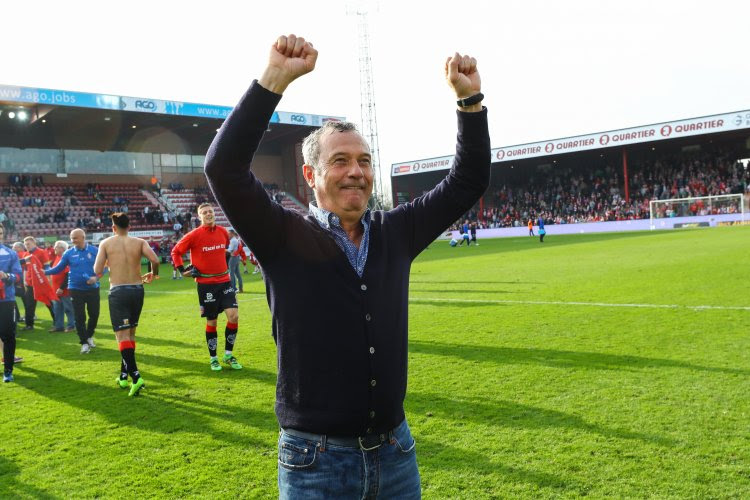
[649,193,745,229]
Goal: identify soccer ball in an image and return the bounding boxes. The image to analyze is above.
[449,238,458,247]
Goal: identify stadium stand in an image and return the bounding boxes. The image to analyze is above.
[263,184,308,214]
[0,182,170,238]
[450,145,749,229]
[160,187,230,228]
[0,179,311,242]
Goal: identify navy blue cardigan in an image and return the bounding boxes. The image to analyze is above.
[205,81,490,436]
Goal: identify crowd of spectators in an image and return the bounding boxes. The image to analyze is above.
[452,147,749,229]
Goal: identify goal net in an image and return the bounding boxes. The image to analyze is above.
[649,193,745,229]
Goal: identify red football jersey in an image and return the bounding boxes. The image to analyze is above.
[171,224,231,284]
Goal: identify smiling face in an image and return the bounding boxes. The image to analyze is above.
[198,205,215,226]
[304,130,373,221]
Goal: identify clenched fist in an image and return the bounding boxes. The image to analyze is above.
[445,53,482,111]
[259,34,318,95]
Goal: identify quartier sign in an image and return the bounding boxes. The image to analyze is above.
[391,110,750,177]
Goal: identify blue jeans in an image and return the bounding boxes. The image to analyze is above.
[278,419,421,499]
[53,296,75,330]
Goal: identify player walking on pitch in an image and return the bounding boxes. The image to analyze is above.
[94,213,160,397]
[171,203,243,372]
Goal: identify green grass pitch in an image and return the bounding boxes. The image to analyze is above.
[2,226,749,498]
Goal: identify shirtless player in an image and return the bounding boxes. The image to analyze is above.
[94,212,160,397]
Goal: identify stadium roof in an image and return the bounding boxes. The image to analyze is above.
[391,109,750,177]
[0,83,344,153]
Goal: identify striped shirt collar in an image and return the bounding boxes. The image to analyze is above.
[309,202,371,232]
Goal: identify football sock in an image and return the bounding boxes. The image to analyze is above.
[120,359,128,381]
[206,325,218,358]
[225,322,237,353]
[118,340,140,383]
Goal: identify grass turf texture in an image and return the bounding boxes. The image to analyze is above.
[1,226,749,498]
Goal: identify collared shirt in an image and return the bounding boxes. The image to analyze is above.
[309,202,371,277]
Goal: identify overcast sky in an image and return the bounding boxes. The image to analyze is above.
[3,0,748,198]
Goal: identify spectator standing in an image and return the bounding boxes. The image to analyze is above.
[45,229,101,354]
[49,240,76,333]
[227,229,244,293]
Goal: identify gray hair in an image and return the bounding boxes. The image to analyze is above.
[301,121,365,172]
[12,242,23,251]
[55,240,69,251]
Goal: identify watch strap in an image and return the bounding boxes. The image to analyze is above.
[457,92,484,107]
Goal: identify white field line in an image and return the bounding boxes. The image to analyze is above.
[144,290,749,312]
[408,296,750,312]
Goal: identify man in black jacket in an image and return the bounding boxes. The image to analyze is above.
[205,34,490,499]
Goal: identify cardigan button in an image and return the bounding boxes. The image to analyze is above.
[369,347,375,354]
[365,313,371,321]
[370,379,376,387]
[361,284,367,291]
[369,410,375,418]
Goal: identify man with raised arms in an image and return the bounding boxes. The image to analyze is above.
[205,34,490,498]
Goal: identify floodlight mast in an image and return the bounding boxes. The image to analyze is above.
[347,0,389,210]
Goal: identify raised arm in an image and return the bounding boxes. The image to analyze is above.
[406,52,491,258]
[258,34,318,94]
[204,35,318,264]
